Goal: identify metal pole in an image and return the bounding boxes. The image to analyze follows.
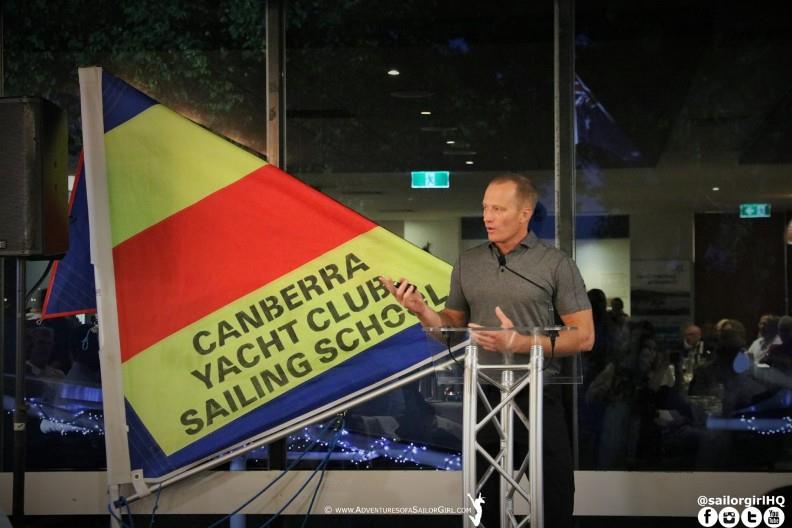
[784,213,789,316]
[462,344,478,528]
[12,257,26,519]
[79,66,134,528]
[266,0,288,471]
[266,0,286,169]
[0,0,6,477]
[500,369,515,527]
[474,445,531,504]
[0,258,5,472]
[229,455,247,528]
[554,0,576,256]
[529,340,545,528]
[554,0,579,482]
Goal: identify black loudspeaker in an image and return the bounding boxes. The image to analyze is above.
[0,97,68,257]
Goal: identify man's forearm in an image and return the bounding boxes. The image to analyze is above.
[415,306,463,329]
[415,305,444,329]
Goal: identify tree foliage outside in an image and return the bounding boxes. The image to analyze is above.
[3,0,267,160]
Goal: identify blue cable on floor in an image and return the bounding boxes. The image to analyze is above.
[106,482,160,528]
[207,413,345,528]
[148,484,162,527]
[256,419,345,528]
[298,431,336,528]
[107,496,135,528]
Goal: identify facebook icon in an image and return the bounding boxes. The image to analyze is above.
[697,506,718,527]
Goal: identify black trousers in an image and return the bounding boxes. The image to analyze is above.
[477,383,574,528]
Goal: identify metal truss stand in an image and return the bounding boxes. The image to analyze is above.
[462,339,544,528]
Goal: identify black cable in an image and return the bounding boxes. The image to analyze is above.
[499,261,553,300]
[496,251,560,372]
[544,329,559,372]
[445,332,464,370]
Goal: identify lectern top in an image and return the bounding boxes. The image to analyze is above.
[422,326,577,334]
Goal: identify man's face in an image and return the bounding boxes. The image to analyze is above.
[684,326,701,347]
[482,181,532,249]
[758,315,777,339]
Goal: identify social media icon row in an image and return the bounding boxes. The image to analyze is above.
[697,506,784,527]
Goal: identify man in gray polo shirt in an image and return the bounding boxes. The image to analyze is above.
[382,173,593,528]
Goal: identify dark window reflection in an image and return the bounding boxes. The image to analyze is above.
[282,375,463,471]
[2,267,106,470]
[576,2,792,471]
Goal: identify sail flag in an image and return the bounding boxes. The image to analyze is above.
[80,69,452,481]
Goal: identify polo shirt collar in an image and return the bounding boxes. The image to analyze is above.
[520,231,540,248]
[488,231,539,255]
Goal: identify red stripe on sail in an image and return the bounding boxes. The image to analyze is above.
[112,164,375,361]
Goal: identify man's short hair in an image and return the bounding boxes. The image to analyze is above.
[760,314,780,325]
[489,173,539,207]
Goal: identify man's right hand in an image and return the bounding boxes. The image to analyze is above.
[379,276,428,317]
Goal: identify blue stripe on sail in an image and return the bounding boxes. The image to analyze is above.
[102,71,156,133]
[126,324,447,478]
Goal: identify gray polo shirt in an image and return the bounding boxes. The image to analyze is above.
[447,231,590,361]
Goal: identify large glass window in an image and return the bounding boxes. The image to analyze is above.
[5,0,790,478]
[575,3,792,471]
[284,0,558,469]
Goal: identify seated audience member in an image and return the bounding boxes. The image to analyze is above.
[672,324,710,391]
[25,325,64,379]
[688,321,739,400]
[608,297,631,363]
[747,314,781,365]
[586,321,660,467]
[762,316,792,374]
[584,289,612,385]
[690,319,764,415]
[609,297,629,324]
[26,288,80,374]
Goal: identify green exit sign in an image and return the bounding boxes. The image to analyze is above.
[740,203,771,218]
[411,171,450,189]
